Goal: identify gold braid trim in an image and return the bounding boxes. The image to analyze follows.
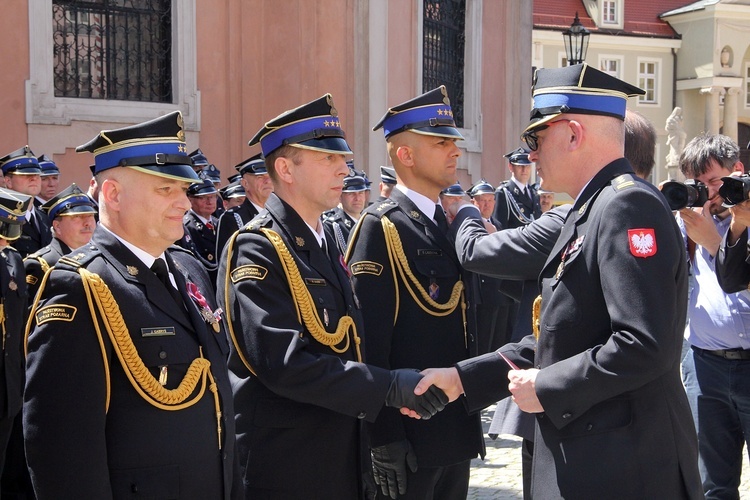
[78,268,222,449]
[380,216,463,317]
[260,228,362,362]
[532,294,542,340]
[38,256,50,274]
[223,231,258,377]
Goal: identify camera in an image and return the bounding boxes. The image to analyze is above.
[718,175,750,207]
[660,179,709,211]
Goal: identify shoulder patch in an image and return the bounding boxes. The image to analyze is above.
[26,275,38,285]
[35,304,77,325]
[231,264,269,283]
[350,261,384,276]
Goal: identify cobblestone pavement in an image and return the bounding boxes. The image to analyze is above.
[468,405,750,499]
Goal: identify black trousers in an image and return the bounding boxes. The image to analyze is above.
[375,460,471,500]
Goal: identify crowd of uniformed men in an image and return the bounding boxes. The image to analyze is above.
[0,62,746,499]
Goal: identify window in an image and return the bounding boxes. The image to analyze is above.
[745,63,750,107]
[53,0,172,102]
[638,60,659,104]
[422,0,466,127]
[599,57,621,78]
[602,0,618,25]
[27,0,199,128]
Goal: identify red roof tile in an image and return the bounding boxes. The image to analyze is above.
[534,0,690,38]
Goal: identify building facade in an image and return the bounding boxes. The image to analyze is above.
[4,0,533,196]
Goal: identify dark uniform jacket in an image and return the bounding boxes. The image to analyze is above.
[217,193,392,499]
[322,207,357,255]
[215,199,260,259]
[15,208,52,258]
[24,226,238,499]
[347,189,484,468]
[493,180,542,229]
[0,246,27,468]
[716,228,750,293]
[455,159,702,499]
[24,237,71,301]
[179,211,219,283]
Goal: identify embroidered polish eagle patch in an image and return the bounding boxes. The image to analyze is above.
[628,228,657,257]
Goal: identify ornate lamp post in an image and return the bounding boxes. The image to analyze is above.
[563,12,590,65]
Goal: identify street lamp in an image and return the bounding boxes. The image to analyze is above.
[563,12,590,66]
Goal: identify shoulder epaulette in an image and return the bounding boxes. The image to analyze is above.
[24,246,52,262]
[242,212,272,232]
[363,199,399,219]
[321,209,340,223]
[56,244,101,270]
[167,243,192,255]
[612,173,637,192]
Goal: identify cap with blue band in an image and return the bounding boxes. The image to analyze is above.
[76,111,199,184]
[523,63,645,136]
[42,183,97,220]
[249,94,353,158]
[0,187,32,240]
[0,146,42,176]
[374,86,464,140]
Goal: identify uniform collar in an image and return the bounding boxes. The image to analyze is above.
[395,184,439,220]
[99,224,165,269]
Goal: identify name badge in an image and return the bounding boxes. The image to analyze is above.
[305,278,327,286]
[417,249,442,257]
[141,327,176,337]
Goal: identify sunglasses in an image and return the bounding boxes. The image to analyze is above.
[522,119,571,151]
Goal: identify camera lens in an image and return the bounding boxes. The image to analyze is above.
[661,181,689,211]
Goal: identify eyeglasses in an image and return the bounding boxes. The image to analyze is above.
[522,119,571,151]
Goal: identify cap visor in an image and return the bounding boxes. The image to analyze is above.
[131,164,201,184]
[55,205,98,217]
[0,221,22,241]
[522,113,563,136]
[8,167,42,175]
[292,137,353,155]
[409,126,465,140]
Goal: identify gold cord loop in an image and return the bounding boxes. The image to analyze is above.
[380,217,464,316]
[78,268,222,449]
[261,228,362,362]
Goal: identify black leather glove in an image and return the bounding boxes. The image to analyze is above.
[384,369,449,419]
[371,439,418,499]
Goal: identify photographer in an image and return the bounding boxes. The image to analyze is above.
[677,133,750,499]
[715,176,750,292]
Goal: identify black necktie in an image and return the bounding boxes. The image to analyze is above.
[150,258,183,306]
[434,205,449,234]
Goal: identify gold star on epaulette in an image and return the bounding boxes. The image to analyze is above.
[376,203,388,211]
[409,210,421,219]
[333,119,340,128]
[6,215,16,221]
[178,144,187,153]
[437,109,444,116]
[127,266,139,276]
[73,253,86,261]
[295,236,305,247]
[447,110,453,117]
[324,120,331,127]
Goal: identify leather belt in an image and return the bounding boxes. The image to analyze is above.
[693,345,750,360]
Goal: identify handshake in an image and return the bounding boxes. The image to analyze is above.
[384,368,460,419]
